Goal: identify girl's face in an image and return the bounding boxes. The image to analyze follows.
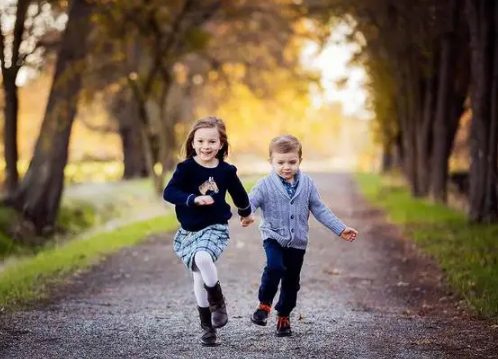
[270,151,302,182]
[192,127,223,165]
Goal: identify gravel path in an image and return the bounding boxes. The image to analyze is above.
[1,173,496,358]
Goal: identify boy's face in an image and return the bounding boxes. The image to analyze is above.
[270,151,302,182]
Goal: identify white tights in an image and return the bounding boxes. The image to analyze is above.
[192,251,218,308]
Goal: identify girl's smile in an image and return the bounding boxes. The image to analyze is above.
[192,127,223,166]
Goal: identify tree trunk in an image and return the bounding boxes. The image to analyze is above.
[394,131,404,170]
[120,124,147,179]
[128,78,164,194]
[416,72,436,197]
[164,121,177,171]
[2,71,19,196]
[466,0,498,223]
[1,0,30,197]
[13,0,94,234]
[106,84,148,180]
[381,141,394,173]
[403,124,419,195]
[156,74,176,188]
[484,1,498,221]
[430,0,461,203]
[403,65,424,197]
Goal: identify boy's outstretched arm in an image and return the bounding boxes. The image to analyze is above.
[309,179,356,240]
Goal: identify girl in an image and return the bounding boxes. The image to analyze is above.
[163,116,254,346]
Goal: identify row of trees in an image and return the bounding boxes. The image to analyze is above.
[5,0,494,239]
[0,0,323,237]
[313,0,498,223]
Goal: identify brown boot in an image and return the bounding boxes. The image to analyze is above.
[198,306,219,346]
[204,281,228,328]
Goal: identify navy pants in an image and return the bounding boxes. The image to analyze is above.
[258,239,306,316]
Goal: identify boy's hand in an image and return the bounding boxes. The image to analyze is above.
[240,214,255,227]
[194,195,214,206]
[340,227,358,242]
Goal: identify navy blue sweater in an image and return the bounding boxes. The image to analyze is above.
[163,158,252,231]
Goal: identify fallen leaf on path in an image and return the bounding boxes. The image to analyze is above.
[323,268,340,275]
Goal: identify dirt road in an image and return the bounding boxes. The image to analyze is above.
[1,173,496,358]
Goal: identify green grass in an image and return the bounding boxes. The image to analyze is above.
[0,214,178,312]
[0,198,116,259]
[356,173,498,319]
[0,207,19,258]
[0,178,163,258]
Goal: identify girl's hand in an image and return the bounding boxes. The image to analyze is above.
[240,214,255,227]
[340,227,358,242]
[194,195,214,206]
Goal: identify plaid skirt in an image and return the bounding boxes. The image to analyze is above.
[173,223,230,271]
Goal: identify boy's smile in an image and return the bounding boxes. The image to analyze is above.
[270,151,302,183]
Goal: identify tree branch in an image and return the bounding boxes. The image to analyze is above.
[0,9,7,72]
[11,0,30,71]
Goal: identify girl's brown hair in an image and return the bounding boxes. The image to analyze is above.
[183,116,229,160]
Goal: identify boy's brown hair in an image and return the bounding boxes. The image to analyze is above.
[269,134,302,159]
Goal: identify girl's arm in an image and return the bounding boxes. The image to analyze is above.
[226,165,252,217]
[163,162,197,207]
[309,179,347,236]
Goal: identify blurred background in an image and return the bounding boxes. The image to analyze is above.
[0,0,491,240]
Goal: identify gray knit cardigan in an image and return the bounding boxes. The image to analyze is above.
[249,171,347,250]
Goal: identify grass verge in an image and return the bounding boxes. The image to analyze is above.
[0,177,258,313]
[0,214,178,312]
[356,172,498,319]
[0,200,117,259]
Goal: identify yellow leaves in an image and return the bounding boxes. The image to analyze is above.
[128,72,138,81]
[192,74,203,85]
[107,82,122,94]
[173,63,188,85]
[197,67,349,159]
[208,71,219,82]
[221,63,246,80]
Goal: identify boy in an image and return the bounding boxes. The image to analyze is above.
[242,134,357,337]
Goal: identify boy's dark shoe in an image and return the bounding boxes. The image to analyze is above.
[197,306,219,346]
[275,315,292,337]
[251,303,271,326]
[205,281,228,328]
